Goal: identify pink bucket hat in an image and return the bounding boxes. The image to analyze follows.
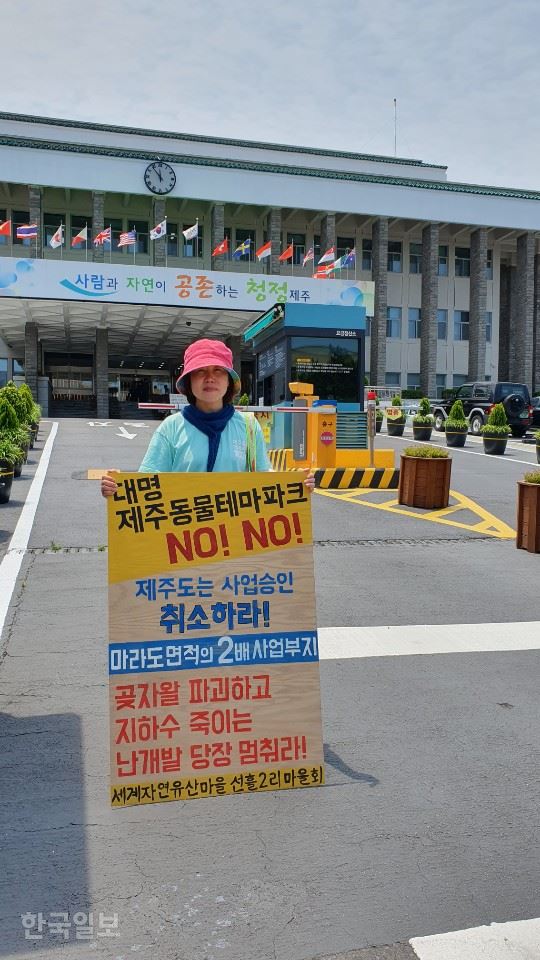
[176,339,241,395]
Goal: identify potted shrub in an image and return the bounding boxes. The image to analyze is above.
[535,430,540,466]
[0,437,19,504]
[398,445,452,509]
[412,397,434,442]
[10,424,31,463]
[445,399,469,448]
[481,402,510,455]
[516,469,540,553]
[386,395,407,437]
[237,393,250,407]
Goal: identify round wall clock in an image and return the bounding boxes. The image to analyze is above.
[144,161,176,195]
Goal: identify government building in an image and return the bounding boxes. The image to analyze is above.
[0,111,539,416]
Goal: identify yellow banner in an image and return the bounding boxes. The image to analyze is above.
[108,471,324,806]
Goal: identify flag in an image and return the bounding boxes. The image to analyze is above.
[93,227,111,246]
[49,224,64,249]
[332,256,344,270]
[232,238,252,259]
[71,226,88,247]
[318,246,335,264]
[150,220,167,240]
[313,263,334,278]
[342,248,356,268]
[118,229,137,248]
[302,246,314,267]
[182,222,198,240]
[279,243,293,262]
[0,220,11,237]
[212,237,229,257]
[256,240,272,261]
[16,224,37,240]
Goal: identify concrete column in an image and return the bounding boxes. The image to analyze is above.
[92,191,106,263]
[152,199,166,267]
[469,227,488,381]
[211,203,225,271]
[534,253,540,394]
[28,186,42,259]
[269,208,281,275]
[420,222,439,397]
[95,327,109,419]
[370,217,388,387]
[511,232,535,384]
[320,213,336,259]
[498,264,513,381]
[226,336,242,386]
[24,322,39,401]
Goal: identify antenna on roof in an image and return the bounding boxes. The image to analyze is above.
[393,98,397,157]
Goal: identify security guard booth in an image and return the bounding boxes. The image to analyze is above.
[243,302,366,411]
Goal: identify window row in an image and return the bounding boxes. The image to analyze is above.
[383,372,474,394]
[366,308,493,342]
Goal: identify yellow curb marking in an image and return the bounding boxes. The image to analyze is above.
[316,487,516,539]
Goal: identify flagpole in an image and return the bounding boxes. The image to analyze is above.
[133,226,136,266]
[85,222,88,262]
[164,216,168,269]
[196,218,199,271]
[60,223,63,261]
[291,240,294,277]
[109,225,112,265]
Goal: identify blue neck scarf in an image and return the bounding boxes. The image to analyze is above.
[182,403,235,471]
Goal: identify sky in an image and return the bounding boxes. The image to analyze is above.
[6,0,540,190]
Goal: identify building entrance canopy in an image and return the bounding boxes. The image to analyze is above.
[0,257,374,358]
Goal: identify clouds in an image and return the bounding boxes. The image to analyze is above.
[5,0,540,189]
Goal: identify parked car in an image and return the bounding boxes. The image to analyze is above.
[531,396,540,428]
[432,381,533,438]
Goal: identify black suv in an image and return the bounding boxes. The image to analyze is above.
[432,381,533,437]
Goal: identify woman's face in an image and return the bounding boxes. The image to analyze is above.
[189,366,230,407]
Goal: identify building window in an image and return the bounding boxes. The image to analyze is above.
[385,372,401,387]
[485,311,492,343]
[387,241,402,273]
[235,227,255,261]
[70,214,92,249]
[436,374,446,398]
[361,239,372,271]
[13,210,31,245]
[438,244,448,276]
[365,316,372,336]
[166,221,178,257]
[184,222,204,258]
[130,219,149,255]
[486,249,493,280]
[408,307,421,339]
[453,310,470,341]
[287,232,306,265]
[455,246,470,277]
[44,212,65,249]
[437,309,448,340]
[386,307,402,338]
[407,372,420,390]
[313,234,321,260]
[409,242,422,274]
[0,358,7,388]
[13,359,24,374]
[337,235,354,260]
[453,374,468,388]
[105,218,122,250]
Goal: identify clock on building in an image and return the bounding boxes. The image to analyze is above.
[143,161,176,195]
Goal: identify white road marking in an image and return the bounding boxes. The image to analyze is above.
[390,432,538,467]
[411,916,540,959]
[0,422,58,640]
[318,621,540,659]
[87,420,111,427]
[116,426,137,439]
[123,421,148,427]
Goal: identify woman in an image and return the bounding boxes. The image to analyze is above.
[101,338,314,495]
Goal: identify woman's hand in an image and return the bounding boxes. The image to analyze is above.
[303,469,315,494]
[101,469,120,498]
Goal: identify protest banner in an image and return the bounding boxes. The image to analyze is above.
[107,471,324,807]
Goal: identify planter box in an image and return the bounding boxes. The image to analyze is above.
[516,481,540,553]
[445,426,468,448]
[398,454,451,509]
[0,459,14,504]
[537,443,540,466]
[412,425,433,442]
[387,421,406,437]
[482,434,508,455]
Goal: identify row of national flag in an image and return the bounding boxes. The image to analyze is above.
[0,217,356,273]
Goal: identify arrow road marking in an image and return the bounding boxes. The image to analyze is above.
[116,426,137,440]
[123,422,148,427]
[87,421,111,427]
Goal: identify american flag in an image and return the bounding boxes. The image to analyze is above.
[93,226,111,246]
[118,229,137,248]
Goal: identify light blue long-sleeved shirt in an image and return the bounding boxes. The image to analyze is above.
[139,410,272,473]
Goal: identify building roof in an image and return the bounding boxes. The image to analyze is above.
[0,110,446,171]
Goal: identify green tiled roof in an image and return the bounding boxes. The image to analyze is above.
[1,132,540,202]
[0,110,446,169]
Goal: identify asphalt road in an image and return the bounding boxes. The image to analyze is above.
[0,417,539,960]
